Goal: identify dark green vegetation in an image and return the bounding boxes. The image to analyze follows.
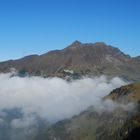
[0,83,140,140]
[124,127,140,140]
[0,41,140,81]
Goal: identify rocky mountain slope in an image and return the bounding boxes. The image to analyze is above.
[0,41,140,81]
[106,82,140,103]
[41,83,140,140]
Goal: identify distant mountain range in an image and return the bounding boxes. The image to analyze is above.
[0,41,140,81]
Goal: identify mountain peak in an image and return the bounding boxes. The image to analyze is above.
[67,41,108,50]
[72,40,82,45]
[67,40,82,49]
[93,42,107,46]
[0,41,140,81]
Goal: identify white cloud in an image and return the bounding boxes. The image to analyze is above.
[11,114,36,129]
[0,73,127,123]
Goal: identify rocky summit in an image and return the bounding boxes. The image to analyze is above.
[0,41,140,81]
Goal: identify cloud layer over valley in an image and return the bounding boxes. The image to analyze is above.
[0,73,127,123]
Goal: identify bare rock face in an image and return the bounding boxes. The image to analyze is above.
[0,41,140,81]
[106,83,140,103]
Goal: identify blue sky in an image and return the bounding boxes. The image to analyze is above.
[0,0,140,61]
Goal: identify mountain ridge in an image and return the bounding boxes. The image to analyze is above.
[0,41,140,81]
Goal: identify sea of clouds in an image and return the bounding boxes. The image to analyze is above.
[0,72,128,125]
